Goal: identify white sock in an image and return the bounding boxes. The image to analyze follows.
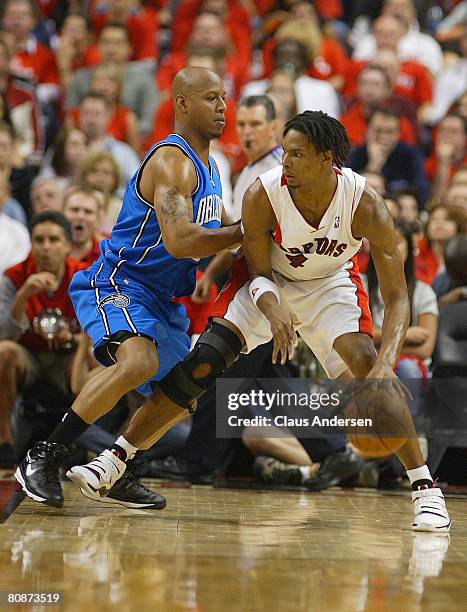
[299,466,311,482]
[407,465,432,485]
[114,436,139,461]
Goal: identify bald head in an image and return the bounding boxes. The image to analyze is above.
[171,66,227,140]
[172,66,222,101]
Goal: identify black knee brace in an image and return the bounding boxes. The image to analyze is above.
[159,321,243,411]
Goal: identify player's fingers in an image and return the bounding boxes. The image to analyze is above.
[394,378,413,402]
[272,338,280,364]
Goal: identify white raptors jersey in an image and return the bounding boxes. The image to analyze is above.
[259,165,366,281]
[228,146,283,222]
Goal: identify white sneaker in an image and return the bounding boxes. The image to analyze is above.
[66,450,126,499]
[412,486,451,532]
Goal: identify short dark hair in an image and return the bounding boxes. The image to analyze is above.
[61,12,92,34]
[441,112,467,134]
[1,0,38,20]
[359,64,391,89]
[368,107,400,124]
[283,110,351,168]
[99,21,130,41]
[79,91,110,110]
[444,233,467,285]
[237,95,276,121]
[30,211,72,242]
[392,187,421,210]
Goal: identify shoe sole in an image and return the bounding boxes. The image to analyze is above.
[78,486,166,509]
[14,467,63,508]
[412,520,451,533]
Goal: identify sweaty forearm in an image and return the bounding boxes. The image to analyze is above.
[378,295,410,367]
[170,224,242,259]
[203,251,234,280]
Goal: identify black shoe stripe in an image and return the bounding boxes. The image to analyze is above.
[81,466,102,479]
[415,510,448,519]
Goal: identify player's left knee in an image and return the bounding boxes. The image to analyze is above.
[159,321,243,412]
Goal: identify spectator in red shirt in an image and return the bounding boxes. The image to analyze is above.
[344,49,432,120]
[157,12,248,99]
[66,24,160,139]
[53,13,100,95]
[63,186,102,266]
[89,0,158,64]
[0,35,45,163]
[372,49,432,122]
[425,113,467,202]
[340,65,417,147]
[1,0,60,105]
[68,63,140,152]
[0,211,84,449]
[170,0,251,69]
[151,48,239,160]
[415,205,466,285]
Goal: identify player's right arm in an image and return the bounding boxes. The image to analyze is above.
[142,147,242,259]
[242,180,299,364]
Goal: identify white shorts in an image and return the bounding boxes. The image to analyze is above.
[211,256,373,378]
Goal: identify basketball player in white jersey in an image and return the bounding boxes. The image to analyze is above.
[76,111,450,532]
[191,94,282,303]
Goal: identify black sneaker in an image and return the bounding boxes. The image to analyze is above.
[15,441,69,508]
[146,456,213,485]
[305,447,364,491]
[253,456,303,485]
[84,467,167,509]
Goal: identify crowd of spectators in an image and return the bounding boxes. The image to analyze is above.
[0,0,466,489]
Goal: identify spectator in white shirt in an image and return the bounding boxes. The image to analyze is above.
[0,175,30,274]
[77,92,140,194]
[353,0,443,76]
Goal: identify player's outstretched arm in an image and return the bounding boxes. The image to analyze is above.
[144,147,242,259]
[352,184,410,374]
[242,180,299,364]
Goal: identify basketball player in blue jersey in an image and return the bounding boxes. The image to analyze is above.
[16,66,243,509]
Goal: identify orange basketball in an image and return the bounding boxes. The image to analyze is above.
[343,383,409,457]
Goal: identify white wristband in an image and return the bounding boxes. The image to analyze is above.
[249,276,280,307]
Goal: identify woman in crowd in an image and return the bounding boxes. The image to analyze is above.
[39,125,87,191]
[78,150,121,234]
[415,205,466,284]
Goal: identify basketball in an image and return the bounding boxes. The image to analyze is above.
[343,383,410,457]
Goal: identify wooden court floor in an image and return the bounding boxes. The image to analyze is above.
[0,477,465,612]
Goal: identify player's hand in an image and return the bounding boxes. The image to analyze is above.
[365,362,412,402]
[22,272,58,297]
[265,303,300,365]
[405,326,429,345]
[191,273,213,304]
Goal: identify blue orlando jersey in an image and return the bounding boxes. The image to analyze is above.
[97,134,223,298]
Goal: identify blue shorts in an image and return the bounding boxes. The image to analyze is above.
[69,260,190,396]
